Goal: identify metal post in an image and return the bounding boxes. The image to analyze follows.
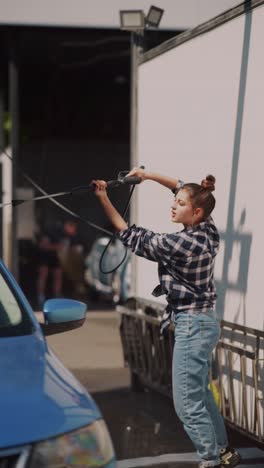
[130,31,143,170]
[0,77,4,258]
[130,30,144,296]
[8,35,19,279]
[0,78,4,149]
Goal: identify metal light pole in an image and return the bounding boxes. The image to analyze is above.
[130,30,144,173]
[0,75,4,259]
[119,5,164,174]
[8,33,19,278]
[119,6,164,296]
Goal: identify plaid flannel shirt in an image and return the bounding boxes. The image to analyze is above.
[119,209,219,334]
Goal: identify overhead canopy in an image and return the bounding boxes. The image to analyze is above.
[0,0,242,30]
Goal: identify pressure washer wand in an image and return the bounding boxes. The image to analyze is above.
[0,174,143,209]
[102,175,142,188]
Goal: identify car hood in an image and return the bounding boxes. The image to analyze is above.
[0,331,101,448]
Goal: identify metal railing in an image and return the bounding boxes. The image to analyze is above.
[118,297,264,446]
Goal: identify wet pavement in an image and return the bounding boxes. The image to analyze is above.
[47,309,264,468]
[93,388,264,468]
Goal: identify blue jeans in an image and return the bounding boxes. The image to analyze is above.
[172,311,228,468]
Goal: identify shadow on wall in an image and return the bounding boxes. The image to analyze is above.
[215,6,253,328]
[216,209,252,324]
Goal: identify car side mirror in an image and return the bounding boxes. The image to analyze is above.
[39,298,87,336]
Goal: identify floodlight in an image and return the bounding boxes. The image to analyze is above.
[145,5,164,28]
[119,10,145,31]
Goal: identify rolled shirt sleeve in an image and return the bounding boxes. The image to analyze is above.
[119,224,193,263]
[119,179,185,262]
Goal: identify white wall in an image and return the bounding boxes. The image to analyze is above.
[135,6,264,331]
[0,0,241,29]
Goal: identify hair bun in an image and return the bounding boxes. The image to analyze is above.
[201,174,215,192]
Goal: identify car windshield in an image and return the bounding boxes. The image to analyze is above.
[0,270,33,337]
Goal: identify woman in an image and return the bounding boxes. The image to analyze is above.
[92,168,241,468]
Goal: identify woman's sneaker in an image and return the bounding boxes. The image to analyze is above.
[219,446,241,466]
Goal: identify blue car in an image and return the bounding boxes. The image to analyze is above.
[0,258,116,467]
[84,236,131,304]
